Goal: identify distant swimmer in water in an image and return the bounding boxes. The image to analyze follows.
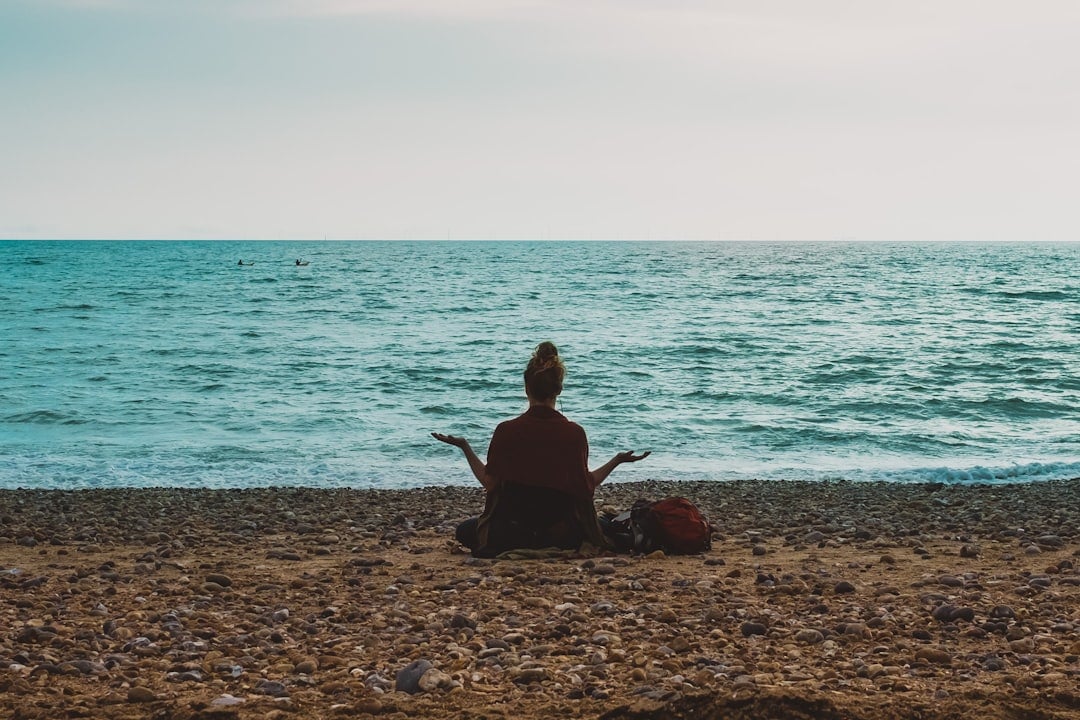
[295,258,309,266]
[238,259,254,266]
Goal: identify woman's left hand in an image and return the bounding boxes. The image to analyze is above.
[615,450,651,464]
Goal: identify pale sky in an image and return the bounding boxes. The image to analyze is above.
[2,0,1079,240]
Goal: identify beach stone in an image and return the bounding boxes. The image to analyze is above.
[915,648,952,666]
[1009,638,1035,653]
[211,694,245,706]
[834,581,856,594]
[419,668,453,692]
[669,636,691,653]
[205,573,232,587]
[951,607,975,622]
[741,622,767,637]
[255,679,289,697]
[657,609,678,624]
[395,659,433,694]
[1005,627,1028,641]
[931,604,956,622]
[841,623,870,638]
[960,544,980,558]
[795,629,825,644]
[512,667,548,683]
[165,670,203,683]
[127,687,156,703]
[294,659,318,675]
[355,698,383,714]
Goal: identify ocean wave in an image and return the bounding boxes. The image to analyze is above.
[870,461,1080,485]
[996,289,1072,301]
[3,409,84,425]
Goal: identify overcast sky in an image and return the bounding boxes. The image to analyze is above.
[2,0,1078,240]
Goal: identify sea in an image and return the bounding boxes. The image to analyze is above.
[1,240,1078,490]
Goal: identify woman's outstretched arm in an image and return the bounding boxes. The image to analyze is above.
[431,433,495,491]
[589,450,651,491]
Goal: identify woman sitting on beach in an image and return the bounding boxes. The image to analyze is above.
[432,342,649,557]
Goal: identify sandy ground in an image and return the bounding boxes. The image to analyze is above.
[1,479,1078,719]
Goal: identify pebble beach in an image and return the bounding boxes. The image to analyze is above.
[2,479,1079,720]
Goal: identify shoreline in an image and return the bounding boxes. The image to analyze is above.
[2,479,1078,719]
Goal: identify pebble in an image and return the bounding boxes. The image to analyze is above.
[795,629,825,644]
[915,648,952,666]
[395,659,433,694]
[127,687,157,703]
[960,544,980,558]
[294,659,318,675]
[255,679,289,697]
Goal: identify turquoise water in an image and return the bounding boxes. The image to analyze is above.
[1,240,1078,489]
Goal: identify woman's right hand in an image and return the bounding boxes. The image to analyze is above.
[431,432,470,450]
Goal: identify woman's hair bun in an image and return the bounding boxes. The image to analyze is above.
[524,341,565,401]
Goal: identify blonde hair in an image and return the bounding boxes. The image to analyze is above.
[524,341,565,401]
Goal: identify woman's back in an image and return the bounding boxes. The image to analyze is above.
[486,405,591,500]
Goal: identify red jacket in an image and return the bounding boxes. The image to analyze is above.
[485,405,594,500]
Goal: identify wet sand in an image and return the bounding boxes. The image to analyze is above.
[1,479,1078,719]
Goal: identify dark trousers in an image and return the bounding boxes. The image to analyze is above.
[454,515,631,554]
[455,517,479,551]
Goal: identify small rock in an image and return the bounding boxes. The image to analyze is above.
[395,659,433,694]
[740,622,767,637]
[834,581,856,594]
[355,698,383,714]
[512,667,548,683]
[127,687,156,703]
[418,668,453,692]
[255,679,289,697]
[205,573,232,587]
[915,648,952,666]
[211,694,245,706]
[1009,638,1035,653]
[795,629,825,644]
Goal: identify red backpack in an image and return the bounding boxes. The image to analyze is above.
[630,497,713,554]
